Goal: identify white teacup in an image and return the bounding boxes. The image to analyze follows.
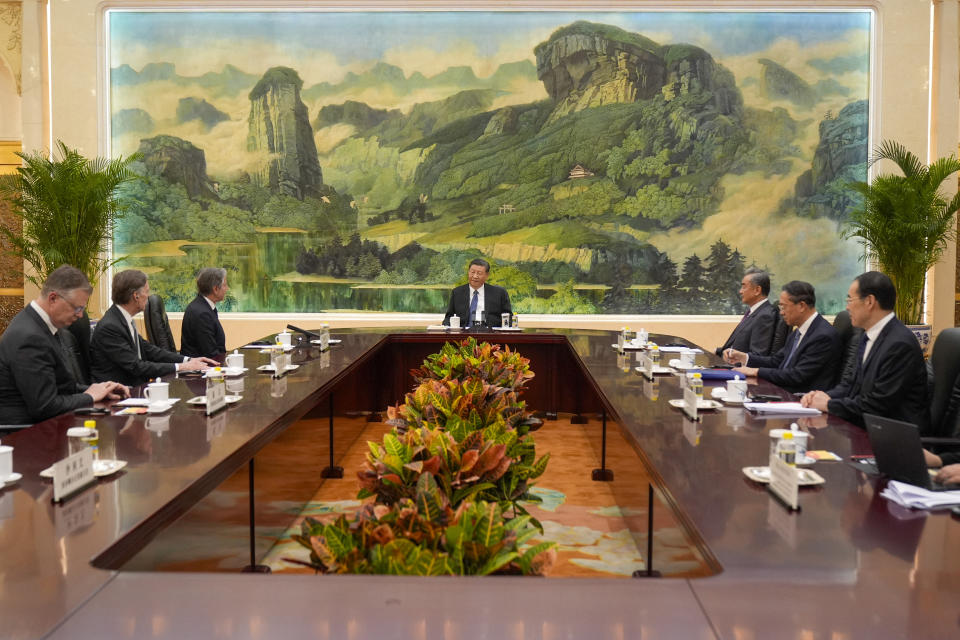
[0,445,12,479]
[680,349,696,366]
[449,316,461,329]
[277,331,292,346]
[726,378,748,402]
[144,381,169,403]
[225,350,244,369]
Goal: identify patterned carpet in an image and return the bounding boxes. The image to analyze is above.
[262,416,711,578]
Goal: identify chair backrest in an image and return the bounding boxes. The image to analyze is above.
[65,311,92,385]
[58,328,89,386]
[769,310,788,354]
[144,294,177,352]
[832,310,861,386]
[929,328,960,436]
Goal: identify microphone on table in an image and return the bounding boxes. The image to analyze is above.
[287,324,321,339]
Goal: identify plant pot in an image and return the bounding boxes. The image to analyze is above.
[907,324,933,357]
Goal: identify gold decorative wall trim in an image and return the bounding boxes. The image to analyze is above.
[0,2,21,95]
[0,140,20,172]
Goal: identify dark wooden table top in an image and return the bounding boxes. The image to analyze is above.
[2,328,958,640]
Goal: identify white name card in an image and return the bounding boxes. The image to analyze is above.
[52,447,95,502]
[682,386,699,421]
[767,453,800,510]
[274,352,291,378]
[206,379,226,415]
[638,354,654,379]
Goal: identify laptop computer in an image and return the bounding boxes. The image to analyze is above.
[863,413,960,491]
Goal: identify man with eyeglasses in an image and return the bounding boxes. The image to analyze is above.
[801,271,928,430]
[0,265,129,427]
[723,280,841,393]
[90,269,216,387]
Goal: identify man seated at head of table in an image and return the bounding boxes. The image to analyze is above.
[442,258,512,328]
[0,265,129,427]
[714,267,779,357]
[90,269,217,387]
[180,267,228,359]
[723,280,841,393]
[801,271,928,430]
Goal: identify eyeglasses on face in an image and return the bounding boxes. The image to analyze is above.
[56,291,86,315]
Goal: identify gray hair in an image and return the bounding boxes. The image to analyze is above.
[41,265,92,296]
[745,267,770,296]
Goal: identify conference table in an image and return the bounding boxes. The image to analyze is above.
[1,328,959,639]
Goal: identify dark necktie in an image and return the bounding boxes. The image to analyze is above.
[780,330,800,369]
[858,333,870,365]
[468,290,479,328]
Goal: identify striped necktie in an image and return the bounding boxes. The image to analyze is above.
[780,330,800,368]
[468,290,479,328]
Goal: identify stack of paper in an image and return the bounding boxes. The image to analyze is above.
[743,402,821,416]
[881,480,960,509]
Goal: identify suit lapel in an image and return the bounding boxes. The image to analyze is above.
[862,320,894,371]
[730,302,762,342]
[25,305,63,355]
[111,305,138,349]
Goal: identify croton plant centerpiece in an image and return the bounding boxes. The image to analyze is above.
[295,339,556,576]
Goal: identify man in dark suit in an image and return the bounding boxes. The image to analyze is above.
[724,280,840,393]
[442,258,512,328]
[90,270,216,387]
[181,267,228,358]
[0,265,128,426]
[802,271,928,430]
[716,268,779,357]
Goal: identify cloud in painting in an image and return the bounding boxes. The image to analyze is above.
[647,170,862,308]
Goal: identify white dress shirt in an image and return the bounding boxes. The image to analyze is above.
[469,285,485,324]
[29,300,58,335]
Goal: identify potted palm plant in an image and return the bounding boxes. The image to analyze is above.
[0,141,139,365]
[0,140,139,288]
[845,140,960,352]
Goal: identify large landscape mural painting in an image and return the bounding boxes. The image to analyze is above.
[108,10,870,315]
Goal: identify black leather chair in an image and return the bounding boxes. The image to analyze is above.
[143,294,177,352]
[59,328,89,386]
[65,312,92,385]
[769,310,788,355]
[926,328,960,437]
[832,310,862,386]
